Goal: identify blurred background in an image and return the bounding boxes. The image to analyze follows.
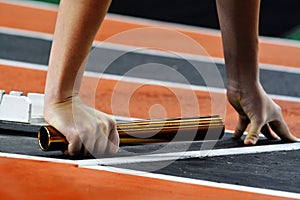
[31,0,300,41]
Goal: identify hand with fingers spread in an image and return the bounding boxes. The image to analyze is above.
[227,82,297,145]
[44,97,119,157]
[216,0,297,144]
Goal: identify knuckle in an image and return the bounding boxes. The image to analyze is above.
[274,104,282,114]
[108,118,117,127]
[98,118,116,134]
[98,120,109,134]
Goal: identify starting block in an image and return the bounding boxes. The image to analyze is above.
[0,91,45,124]
[0,90,46,134]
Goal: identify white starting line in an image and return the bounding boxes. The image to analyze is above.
[1,150,300,199]
[76,141,300,166]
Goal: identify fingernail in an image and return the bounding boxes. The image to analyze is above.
[244,138,256,145]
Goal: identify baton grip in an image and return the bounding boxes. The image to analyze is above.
[38,115,224,151]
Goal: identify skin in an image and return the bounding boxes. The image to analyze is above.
[44,0,297,157]
[44,0,119,157]
[216,0,297,144]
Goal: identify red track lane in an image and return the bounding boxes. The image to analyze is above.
[1,2,300,199]
[0,64,299,138]
[0,2,300,68]
[0,157,297,200]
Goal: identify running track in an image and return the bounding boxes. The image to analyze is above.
[0,1,300,199]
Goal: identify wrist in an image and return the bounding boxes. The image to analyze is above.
[43,94,81,121]
[44,89,78,107]
[226,78,260,91]
[226,80,261,100]
[44,78,80,106]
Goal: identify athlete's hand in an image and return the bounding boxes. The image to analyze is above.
[227,83,298,145]
[44,96,119,157]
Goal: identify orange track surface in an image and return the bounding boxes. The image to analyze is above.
[0,157,297,200]
[1,2,300,199]
[1,2,300,68]
[1,2,299,134]
[1,64,299,138]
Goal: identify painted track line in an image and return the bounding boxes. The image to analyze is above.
[2,26,300,75]
[3,0,300,48]
[1,1,300,69]
[3,59,300,103]
[76,142,300,166]
[1,0,58,11]
[82,165,300,199]
[0,1,300,198]
[1,152,299,199]
[0,152,76,165]
[2,62,299,135]
[0,26,53,40]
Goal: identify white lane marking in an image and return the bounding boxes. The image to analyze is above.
[2,0,300,48]
[87,72,300,103]
[1,151,299,198]
[106,13,300,48]
[0,27,53,41]
[76,142,300,166]
[81,165,300,199]
[0,58,48,71]
[260,63,300,74]
[2,26,300,73]
[85,70,227,94]
[0,26,223,64]
[0,152,76,165]
[2,59,300,103]
[2,26,300,76]
[259,35,300,48]
[0,0,58,11]
[269,94,300,103]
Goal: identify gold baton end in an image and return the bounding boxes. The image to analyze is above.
[38,126,67,151]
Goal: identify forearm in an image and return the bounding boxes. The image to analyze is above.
[45,0,111,105]
[216,0,261,91]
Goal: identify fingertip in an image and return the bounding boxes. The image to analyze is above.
[289,132,298,141]
[285,134,298,142]
[291,134,299,142]
[269,120,297,142]
[244,130,259,145]
[244,137,257,145]
[67,142,81,157]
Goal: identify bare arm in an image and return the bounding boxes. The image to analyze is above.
[216,0,297,144]
[45,0,111,103]
[44,0,119,157]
